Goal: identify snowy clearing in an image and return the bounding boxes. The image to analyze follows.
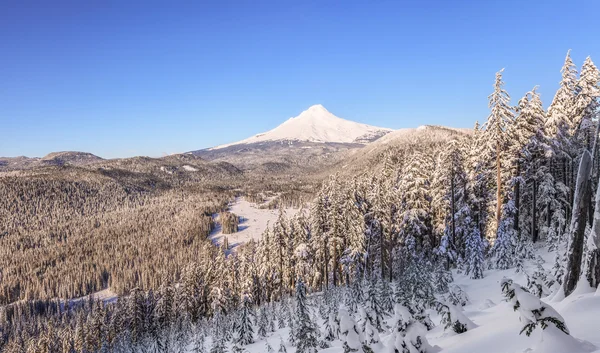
[69,288,119,305]
[209,197,301,249]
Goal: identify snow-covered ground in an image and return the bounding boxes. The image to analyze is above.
[426,247,600,353]
[68,288,119,306]
[209,197,301,249]
[195,245,600,353]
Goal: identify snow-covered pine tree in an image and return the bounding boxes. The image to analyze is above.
[432,257,453,293]
[127,287,146,346]
[518,88,551,244]
[502,277,568,336]
[499,277,595,351]
[465,226,485,279]
[573,57,599,147]
[358,307,381,347]
[155,278,174,352]
[492,200,518,270]
[547,50,578,138]
[292,278,318,353]
[257,306,269,338]
[484,68,515,240]
[278,336,288,353]
[345,279,364,315]
[191,324,207,353]
[323,310,339,341]
[338,308,363,353]
[468,121,494,242]
[435,301,476,334]
[233,295,254,346]
[265,340,275,353]
[397,151,433,255]
[446,285,469,307]
[400,322,438,353]
[363,277,385,332]
[310,188,329,291]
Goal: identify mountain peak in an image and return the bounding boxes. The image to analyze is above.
[210,105,392,149]
[293,104,334,121]
[304,104,328,113]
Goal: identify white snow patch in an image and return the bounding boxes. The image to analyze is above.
[182,165,198,172]
[160,166,173,174]
[69,288,118,305]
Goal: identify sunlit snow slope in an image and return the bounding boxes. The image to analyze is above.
[210,104,392,149]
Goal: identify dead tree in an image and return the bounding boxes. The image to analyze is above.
[563,151,592,297]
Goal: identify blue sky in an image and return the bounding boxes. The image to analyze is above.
[1,1,600,158]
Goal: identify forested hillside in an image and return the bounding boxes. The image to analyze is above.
[2,51,600,353]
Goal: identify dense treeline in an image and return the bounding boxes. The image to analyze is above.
[0,173,148,235]
[0,169,234,304]
[2,51,600,351]
[220,212,239,234]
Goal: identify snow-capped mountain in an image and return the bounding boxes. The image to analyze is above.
[210,104,392,149]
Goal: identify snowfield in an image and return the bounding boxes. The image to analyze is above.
[209,197,301,248]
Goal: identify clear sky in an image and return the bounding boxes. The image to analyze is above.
[2,1,600,158]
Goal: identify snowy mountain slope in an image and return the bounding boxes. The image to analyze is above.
[210,104,392,149]
[337,125,471,175]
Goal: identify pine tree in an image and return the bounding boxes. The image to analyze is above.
[573,57,599,140]
[435,301,476,334]
[363,278,385,332]
[323,310,339,341]
[253,306,266,339]
[292,278,318,353]
[234,295,254,346]
[465,227,485,279]
[338,308,363,353]
[484,68,515,239]
[492,200,517,270]
[502,278,570,338]
[278,336,288,353]
[191,324,207,353]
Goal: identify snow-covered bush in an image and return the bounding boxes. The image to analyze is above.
[338,308,363,353]
[387,321,439,353]
[435,301,477,334]
[446,285,469,307]
[501,277,596,353]
[501,277,568,336]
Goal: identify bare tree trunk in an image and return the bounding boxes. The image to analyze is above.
[532,177,538,243]
[380,225,385,280]
[587,158,600,289]
[451,168,456,245]
[514,162,520,236]
[323,237,329,291]
[496,141,502,233]
[564,151,593,296]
